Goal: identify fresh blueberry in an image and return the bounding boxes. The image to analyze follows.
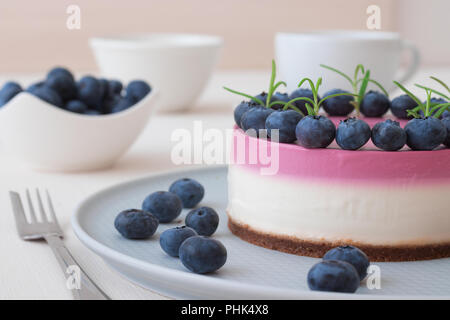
[234,101,259,128]
[322,89,354,116]
[27,85,63,107]
[240,107,274,137]
[441,117,450,147]
[169,178,205,208]
[421,98,449,118]
[45,72,77,102]
[142,191,183,223]
[323,246,370,281]
[404,117,446,150]
[336,118,371,150]
[47,67,74,81]
[254,91,269,105]
[371,119,407,151]
[295,115,336,148]
[265,110,303,143]
[160,226,197,257]
[84,109,102,116]
[111,97,135,113]
[114,209,159,239]
[0,81,22,107]
[185,207,219,236]
[289,88,320,115]
[443,110,450,118]
[360,90,391,117]
[270,92,290,110]
[126,80,151,103]
[26,81,45,92]
[390,94,417,119]
[65,100,88,114]
[179,236,227,274]
[102,94,121,113]
[307,260,360,293]
[77,76,103,111]
[108,80,123,96]
[98,78,110,100]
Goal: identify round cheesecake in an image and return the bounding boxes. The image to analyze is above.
[227,117,450,261]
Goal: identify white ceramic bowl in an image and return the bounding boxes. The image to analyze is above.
[90,33,223,112]
[0,90,158,172]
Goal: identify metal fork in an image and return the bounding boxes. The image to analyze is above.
[10,189,110,300]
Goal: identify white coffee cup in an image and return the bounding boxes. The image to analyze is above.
[275,31,420,94]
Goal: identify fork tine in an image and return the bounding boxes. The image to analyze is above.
[26,189,37,223]
[36,189,48,222]
[46,190,58,224]
[9,191,28,227]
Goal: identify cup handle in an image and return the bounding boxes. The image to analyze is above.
[395,39,420,85]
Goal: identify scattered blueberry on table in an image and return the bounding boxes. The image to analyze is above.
[185,207,219,236]
[169,178,205,209]
[114,209,159,239]
[0,66,151,115]
[179,236,227,274]
[323,245,370,281]
[307,260,360,293]
[142,191,183,223]
[160,226,198,257]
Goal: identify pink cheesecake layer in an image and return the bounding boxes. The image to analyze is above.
[231,117,450,184]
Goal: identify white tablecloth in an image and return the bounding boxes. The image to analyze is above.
[0,69,448,299]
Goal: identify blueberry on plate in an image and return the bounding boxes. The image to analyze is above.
[240,107,274,137]
[270,92,290,110]
[126,80,151,103]
[114,209,159,239]
[336,117,371,150]
[0,81,22,107]
[179,236,227,274]
[441,117,450,147]
[185,207,219,236]
[111,97,135,113]
[108,80,123,96]
[26,81,44,93]
[84,109,102,116]
[160,226,197,257]
[360,90,391,117]
[265,109,303,143]
[169,178,205,208]
[77,76,103,111]
[289,88,320,116]
[307,260,360,293]
[323,245,370,281]
[295,115,336,149]
[45,71,77,102]
[27,85,63,107]
[390,94,417,119]
[142,191,183,223]
[47,67,75,81]
[371,119,407,151]
[65,100,88,114]
[234,101,259,128]
[404,117,446,150]
[322,89,355,116]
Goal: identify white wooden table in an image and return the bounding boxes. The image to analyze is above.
[0,69,448,299]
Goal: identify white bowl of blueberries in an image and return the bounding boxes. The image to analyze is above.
[0,67,158,172]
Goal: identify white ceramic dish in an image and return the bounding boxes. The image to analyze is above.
[90,33,222,112]
[72,166,450,299]
[0,90,158,172]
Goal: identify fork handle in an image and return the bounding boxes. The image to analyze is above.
[44,234,110,300]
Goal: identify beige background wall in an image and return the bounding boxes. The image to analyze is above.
[0,0,447,72]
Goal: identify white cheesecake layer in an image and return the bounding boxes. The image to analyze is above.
[228,165,450,246]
